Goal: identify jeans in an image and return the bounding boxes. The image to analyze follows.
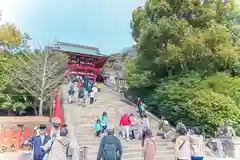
[96,131,101,137]
[191,156,204,160]
[68,95,73,103]
[102,125,107,134]
[131,128,135,140]
[122,125,130,140]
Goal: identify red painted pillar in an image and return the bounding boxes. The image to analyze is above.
[54,89,64,127]
[93,74,96,84]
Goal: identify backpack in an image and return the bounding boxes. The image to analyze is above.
[103,144,117,160]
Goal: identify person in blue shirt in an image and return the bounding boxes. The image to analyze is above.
[26,124,51,160]
[68,85,75,104]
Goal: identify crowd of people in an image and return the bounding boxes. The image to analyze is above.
[67,76,102,106]
[24,117,73,160]
[27,75,204,160]
[67,76,205,160]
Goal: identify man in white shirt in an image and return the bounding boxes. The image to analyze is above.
[89,90,95,104]
[92,85,98,102]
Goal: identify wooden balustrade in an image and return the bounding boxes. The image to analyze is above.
[0,125,35,152]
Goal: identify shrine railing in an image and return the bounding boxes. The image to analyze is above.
[0,124,34,152]
[0,89,64,153]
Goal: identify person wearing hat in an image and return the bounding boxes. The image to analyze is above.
[97,125,122,160]
[26,124,51,160]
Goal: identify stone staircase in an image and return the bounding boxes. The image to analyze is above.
[62,84,175,160]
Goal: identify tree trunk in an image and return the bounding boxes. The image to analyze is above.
[39,99,44,116]
[33,100,38,116]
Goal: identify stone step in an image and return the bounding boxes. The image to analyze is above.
[84,146,174,155]
[84,150,174,157]
[77,140,174,148]
[76,135,173,143]
[84,154,175,160]
[62,84,176,160]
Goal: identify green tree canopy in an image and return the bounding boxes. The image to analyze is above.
[126,0,240,135]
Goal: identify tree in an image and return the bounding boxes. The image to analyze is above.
[0,13,35,113]
[4,51,67,116]
[0,23,22,49]
[125,0,240,135]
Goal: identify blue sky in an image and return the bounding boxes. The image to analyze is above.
[0,0,145,54]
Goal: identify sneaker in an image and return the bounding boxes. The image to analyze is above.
[132,139,136,142]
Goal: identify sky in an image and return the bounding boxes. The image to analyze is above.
[0,0,145,54]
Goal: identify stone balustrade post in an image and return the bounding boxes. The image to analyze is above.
[217,136,240,159]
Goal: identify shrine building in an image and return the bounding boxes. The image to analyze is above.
[48,41,109,81]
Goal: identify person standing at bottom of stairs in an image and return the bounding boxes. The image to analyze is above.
[174,128,191,160]
[189,127,205,160]
[142,129,156,160]
[141,114,150,147]
[97,125,122,160]
[119,113,131,141]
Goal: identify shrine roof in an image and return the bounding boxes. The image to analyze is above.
[49,41,108,57]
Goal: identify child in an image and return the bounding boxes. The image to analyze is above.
[78,86,85,107]
[89,90,95,104]
[94,119,102,137]
[97,83,102,92]
[100,112,108,134]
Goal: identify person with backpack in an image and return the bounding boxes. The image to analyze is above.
[97,125,122,160]
[100,112,108,134]
[143,129,156,160]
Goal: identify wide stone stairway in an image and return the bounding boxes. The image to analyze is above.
[62,84,175,160]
